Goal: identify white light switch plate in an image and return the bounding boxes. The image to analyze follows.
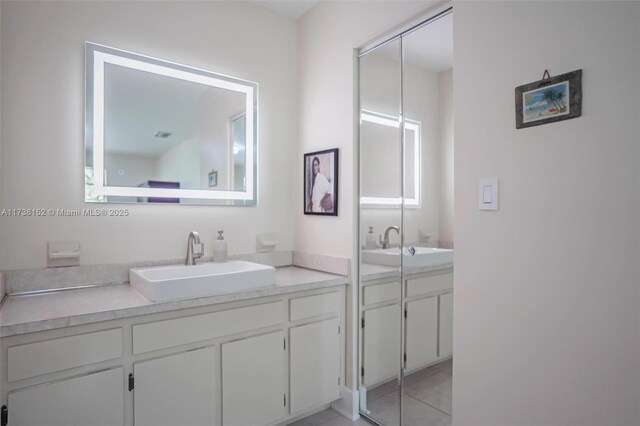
[478,178,498,210]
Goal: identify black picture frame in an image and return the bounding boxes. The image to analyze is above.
[304,148,339,216]
[515,69,582,129]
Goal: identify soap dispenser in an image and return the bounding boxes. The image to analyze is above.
[214,230,228,263]
[365,226,377,250]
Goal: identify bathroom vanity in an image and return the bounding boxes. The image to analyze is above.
[0,267,347,426]
[359,263,453,388]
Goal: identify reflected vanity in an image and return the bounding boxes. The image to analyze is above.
[85,42,258,205]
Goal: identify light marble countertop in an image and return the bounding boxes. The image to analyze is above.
[0,266,348,337]
[360,262,454,282]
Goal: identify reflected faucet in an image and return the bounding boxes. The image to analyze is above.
[380,226,399,249]
[185,231,204,265]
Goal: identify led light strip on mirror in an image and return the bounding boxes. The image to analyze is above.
[359,110,421,208]
[85,42,258,204]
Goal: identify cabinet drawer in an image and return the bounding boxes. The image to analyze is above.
[133,301,283,354]
[8,328,122,382]
[363,282,400,306]
[290,291,339,321]
[406,271,453,298]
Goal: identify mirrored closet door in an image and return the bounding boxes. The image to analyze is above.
[358,8,454,426]
[358,36,404,425]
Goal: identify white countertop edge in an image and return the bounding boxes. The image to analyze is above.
[360,262,454,282]
[0,266,349,337]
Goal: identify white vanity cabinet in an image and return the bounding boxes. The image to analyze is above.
[359,268,453,387]
[134,347,217,426]
[7,367,124,426]
[362,304,402,386]
[0,285,346,426]
[405,296,439,370]
[403,269,454,373]
[290,317,341,414]
[222,331,286,426]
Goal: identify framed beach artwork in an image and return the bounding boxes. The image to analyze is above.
[304,148,338,216]
[515,69,582,129]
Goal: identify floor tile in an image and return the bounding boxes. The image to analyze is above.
[366,391,452,426]
[365,381,398,403]
[294,360,453,426]
[407,379,453,415]
[319,415,371,426]
[288,408,340,426]
[401,395,452,426]
[365,392,401,426]
[403,361,447,387]
[406,371,452,394]
[436,359,452,371]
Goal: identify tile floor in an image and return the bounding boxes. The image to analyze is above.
[290,359,452,426]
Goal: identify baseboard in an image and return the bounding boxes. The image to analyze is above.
[331,387,360,421]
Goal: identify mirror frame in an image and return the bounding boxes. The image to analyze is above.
[84,42,258,205]
[359,110,421,208]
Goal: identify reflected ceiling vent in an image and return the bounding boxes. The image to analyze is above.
[155,131,172,138]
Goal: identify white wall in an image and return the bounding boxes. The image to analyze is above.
[104,153,156,188]
[296,0,437,391]
[453,2,640,425]
[438,68,453,248]
[155,138,200,190]
[0,1,297,270]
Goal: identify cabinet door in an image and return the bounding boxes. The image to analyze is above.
[134,346,216,426]
[222,331,285,426]
[290,317,340,414]
[405,297,438,370]
[8,367,123,426]
[439,292,454,357]
[362,304,401,386]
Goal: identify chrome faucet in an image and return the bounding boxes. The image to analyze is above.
[380,226,400,249]
[185,231,204,265]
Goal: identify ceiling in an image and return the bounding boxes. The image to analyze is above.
[250,0,320,19]
[102,64,244,157]
[376,13,453,73]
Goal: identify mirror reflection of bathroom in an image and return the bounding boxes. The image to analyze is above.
[359,10,454,425]
[359,36,404,425]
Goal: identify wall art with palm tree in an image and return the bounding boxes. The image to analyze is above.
[515,69,582,129]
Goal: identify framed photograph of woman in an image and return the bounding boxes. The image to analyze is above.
[304,148,338,216]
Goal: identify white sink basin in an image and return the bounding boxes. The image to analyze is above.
[362,247,454,268]
[130,260,276,302]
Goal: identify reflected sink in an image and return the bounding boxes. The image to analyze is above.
[362,247,454,268]
[130,260,276,302]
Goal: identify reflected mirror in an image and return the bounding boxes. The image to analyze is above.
[360,110,420,207]
[85,42,257,205]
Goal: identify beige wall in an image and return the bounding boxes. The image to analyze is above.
[453,1,640,425]
[0,1,298,270]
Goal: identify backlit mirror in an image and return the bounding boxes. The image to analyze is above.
[360,110,421,207]
[85,42,258,205]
